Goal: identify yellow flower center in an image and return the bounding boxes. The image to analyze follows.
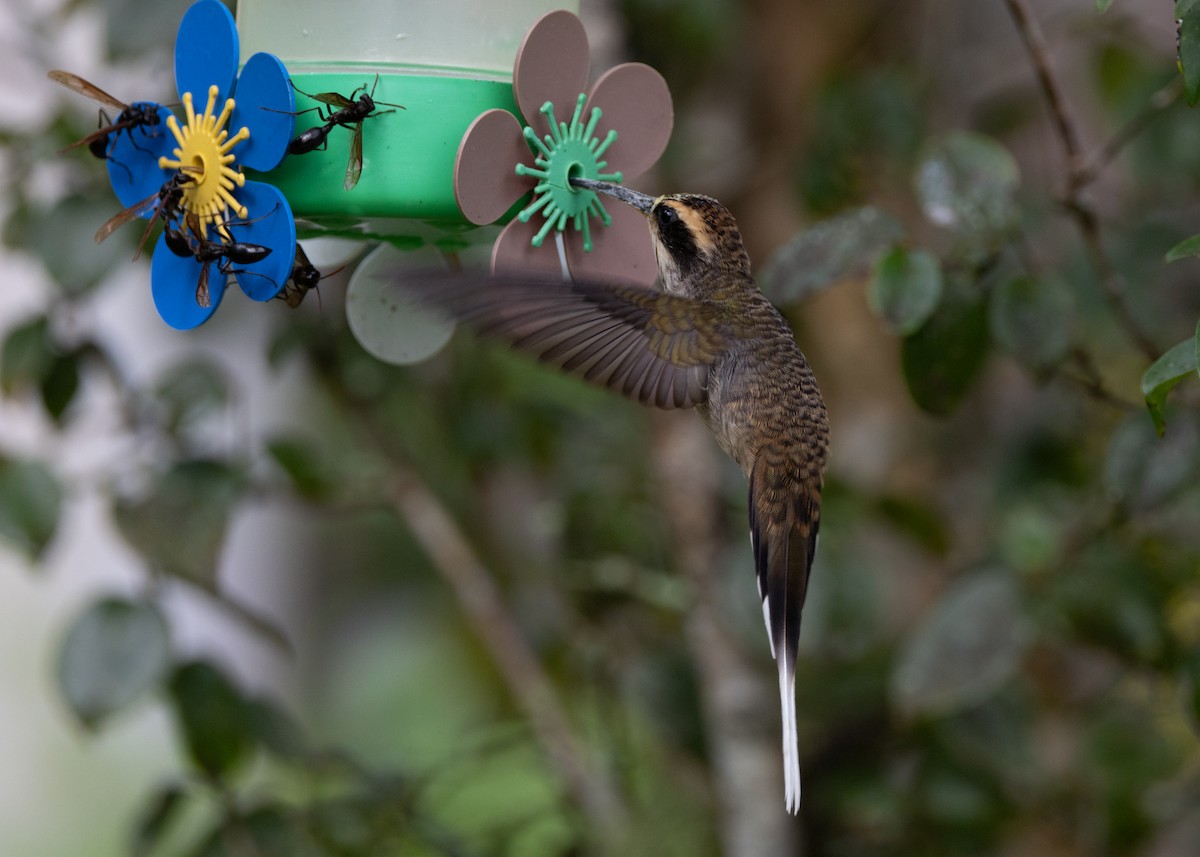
[158,85,250,238]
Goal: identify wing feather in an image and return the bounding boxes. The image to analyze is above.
[393,273,737,410]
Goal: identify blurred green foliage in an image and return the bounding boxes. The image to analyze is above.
[2,1,1200,856]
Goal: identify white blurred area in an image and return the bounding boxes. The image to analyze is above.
[0,3,320,854]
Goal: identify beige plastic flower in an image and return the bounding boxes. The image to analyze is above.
[454,10,673,286]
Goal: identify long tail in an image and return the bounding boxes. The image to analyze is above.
[780,649,801,813]
[749,459,820,815]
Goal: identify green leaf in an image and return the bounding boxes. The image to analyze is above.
[867,246,943,335]
[998,503,1065,573]
[1184,657,1200,736]
[244,697,307,762]
[761,206,905,303]
[900,287,990,415]
[309,798,377,853]
[0,456,63,560]
[876,495,951,556]
[988,274,1073,369]
[132,783,186,857]
[238,807,324,857]
[167,660,253,778]
[1195,315,1200,383]
[41,352,81,424]
[1,315,53,395]
[154,359,231,440]
[914,131,1019,242]
[1,319,84,422]
[1165,233,1200,262]
[266,437,332,500]
[1105,412,1200,510]
[57,597,170,728]
[1179,4,1200,106]
[21,195,145,294]
[1140,337,1197,436]
[1096,0,1113,11]
[113,460,244,588]
[891,571,1030,716]
[191,805,327,857]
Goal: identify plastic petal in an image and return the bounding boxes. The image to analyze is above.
[586,63,674,182]
[230,182,296,301]
[513,10,590,129]
[105,103,178,209]
[566,202,657,287]
[347,244,455,365]
[491,217,571,279]
[229,52,295,172]
[455,109,533,225]
[151,232,224,330]
[175,0,238,103]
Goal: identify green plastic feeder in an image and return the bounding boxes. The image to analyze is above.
[235,0,576,238]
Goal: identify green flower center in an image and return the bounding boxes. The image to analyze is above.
[514,94,623,252]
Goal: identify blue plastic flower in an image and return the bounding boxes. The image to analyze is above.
[108,0,297,329]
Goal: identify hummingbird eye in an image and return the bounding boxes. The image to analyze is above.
[655,205,678,228]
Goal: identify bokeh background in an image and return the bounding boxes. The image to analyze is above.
[2,1,1199,855]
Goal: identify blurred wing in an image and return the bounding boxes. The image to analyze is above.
[344,124,363,190]
[312,91,353,109]
[94,190,160,244]
[195,263,211,308]
[60,124,119,153]
[399,274,738,409]
[48,70,127,110]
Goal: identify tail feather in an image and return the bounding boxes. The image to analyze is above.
[749,459,821,815]
[780,653,801,814]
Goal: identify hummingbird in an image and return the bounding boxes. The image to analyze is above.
[398,178,829,813]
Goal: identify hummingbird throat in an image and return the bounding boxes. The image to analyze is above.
[514,93,626,253]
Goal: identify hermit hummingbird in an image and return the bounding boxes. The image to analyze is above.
[398,177,829,813]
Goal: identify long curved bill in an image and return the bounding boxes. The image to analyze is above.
[570,176,655,214]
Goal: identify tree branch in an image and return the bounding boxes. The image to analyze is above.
[316,371,627,832]
[1003,0,1085,176]
[1071,78,1183,192]
[1060,348,1138,411]
[384,467,627,832]
[1003,0,1161,361]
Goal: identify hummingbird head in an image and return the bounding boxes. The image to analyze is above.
[571,178,752,296]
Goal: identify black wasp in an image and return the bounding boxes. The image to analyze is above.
[94,171,195,260]
[279,243,343,308]
[48,70,164,178]
[286,74,405,190]
[164,215,272,309]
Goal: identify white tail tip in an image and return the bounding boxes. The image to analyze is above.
[780,659,801,814]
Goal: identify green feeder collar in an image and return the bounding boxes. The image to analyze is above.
[514,94,623,252]
[257,71,518,233]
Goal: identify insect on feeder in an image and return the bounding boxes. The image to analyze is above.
[237,0,574,241]
[55,0,674,348]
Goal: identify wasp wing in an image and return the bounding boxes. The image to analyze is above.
[48,70,127,111]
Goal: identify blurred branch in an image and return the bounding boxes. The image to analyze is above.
[1003,0,1161,362]
[1003,0,1085,176]
[384,469,627,831]
[1061,348,1138,411]
[186,579,296,658]
[1072,78,1183,191]
[310,363,628,832]
[650,413,795,857]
